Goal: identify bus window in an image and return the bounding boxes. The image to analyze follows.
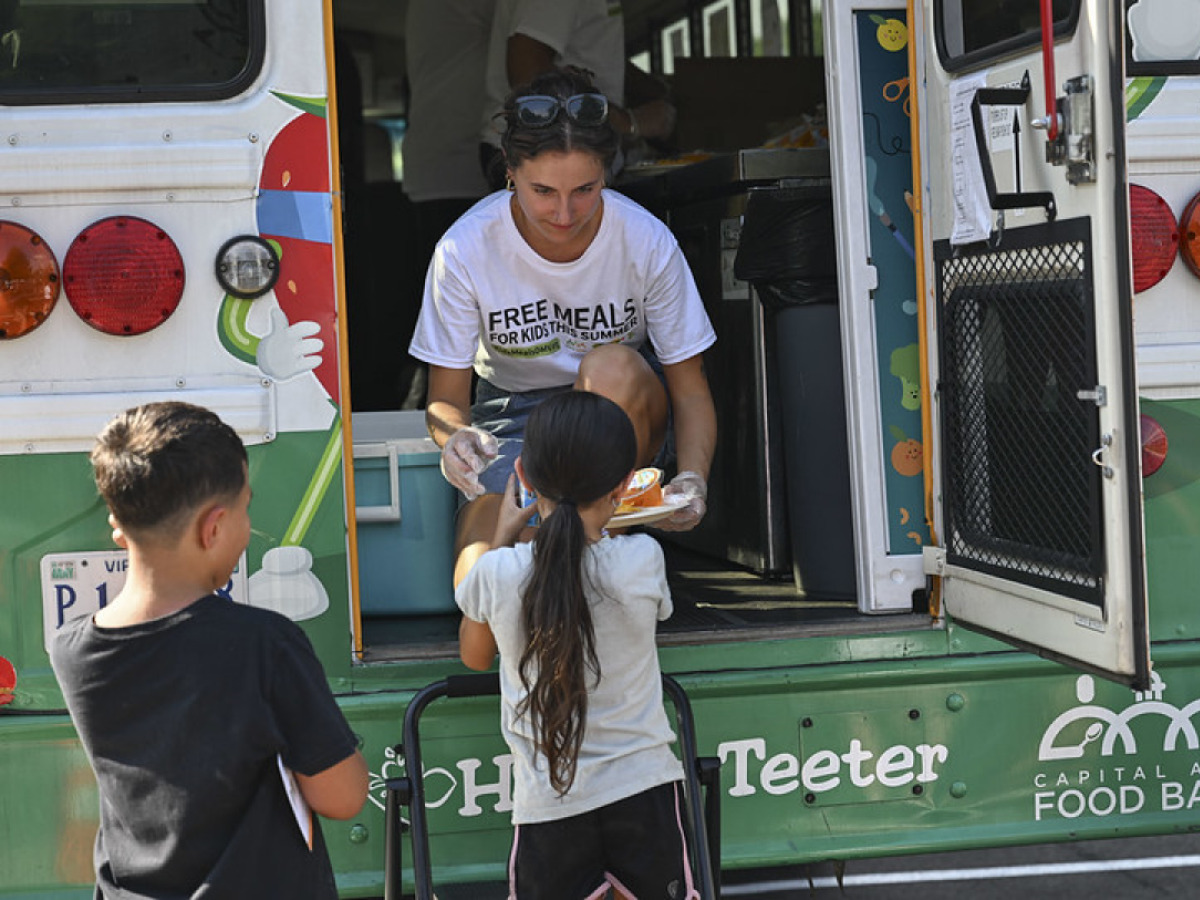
[1126,0,1200,74]
[703,0,735,56]
[660,16,691,74]
[750,0,791,57]
[935,0,1078,71]
[0,0,264,104]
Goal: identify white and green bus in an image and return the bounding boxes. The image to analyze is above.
[2,0,1198,895]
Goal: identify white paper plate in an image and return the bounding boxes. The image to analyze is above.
[609,504,680,528]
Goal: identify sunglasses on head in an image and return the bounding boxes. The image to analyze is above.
[512,93,609,128]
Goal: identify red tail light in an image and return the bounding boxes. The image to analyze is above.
[1141,413,1168,478]
[0,655,14,706]
[1179,191,1200,280]
[63,217,185,336]
[1130,184,1178,294]
[0,221,60,339]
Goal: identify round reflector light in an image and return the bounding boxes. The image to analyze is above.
[1141,413,1168,478]
[215,235,280,299]
[1179,191,1200,280]
[0,221,60,339]
[1130,184,1178,294]
[63,217,185,336]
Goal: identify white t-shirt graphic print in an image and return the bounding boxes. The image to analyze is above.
[409,189,716,392]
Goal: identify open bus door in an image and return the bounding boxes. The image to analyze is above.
[919,0,1150,687]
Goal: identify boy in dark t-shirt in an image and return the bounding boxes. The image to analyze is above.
[50,401,368,899]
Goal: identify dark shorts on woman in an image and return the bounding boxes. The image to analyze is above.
[509,781,699,900]
[471,345,674,497]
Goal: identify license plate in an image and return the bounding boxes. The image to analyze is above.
[41,550,248,652]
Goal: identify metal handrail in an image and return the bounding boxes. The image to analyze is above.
[385,671,721,899]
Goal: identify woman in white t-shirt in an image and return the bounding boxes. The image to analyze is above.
[409,66,717,585]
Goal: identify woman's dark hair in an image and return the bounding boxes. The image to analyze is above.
[500,66,620,174]
[516,390,637,795]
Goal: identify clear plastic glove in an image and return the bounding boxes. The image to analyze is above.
[656,470,707,532]
[440,426,498,500]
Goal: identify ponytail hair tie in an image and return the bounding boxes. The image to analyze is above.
[557,497,577,508]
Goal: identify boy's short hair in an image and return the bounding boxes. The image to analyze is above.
[91,401,248,540]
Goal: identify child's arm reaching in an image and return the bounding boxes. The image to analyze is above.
[459,616,497,670]
[457,473,527,670]
[493,473,536,548]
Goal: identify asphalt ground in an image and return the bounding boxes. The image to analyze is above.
[720,832,1200,899]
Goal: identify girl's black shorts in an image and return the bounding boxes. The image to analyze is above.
[509,780,698,900]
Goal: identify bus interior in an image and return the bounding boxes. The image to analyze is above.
[329,0,950,664]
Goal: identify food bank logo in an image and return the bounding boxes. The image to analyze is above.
[1038,672,1199,760]
[1033,673,1200,820]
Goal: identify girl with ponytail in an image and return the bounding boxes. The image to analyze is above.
[457,390,698,900]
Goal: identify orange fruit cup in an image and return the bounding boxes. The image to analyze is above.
[616,467,664,514]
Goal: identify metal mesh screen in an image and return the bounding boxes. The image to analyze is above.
[936,219,1103,605]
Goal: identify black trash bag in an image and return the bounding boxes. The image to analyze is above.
[734,187,839,310]
[754,278,839,312]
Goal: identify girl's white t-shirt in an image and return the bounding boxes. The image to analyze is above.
[408,189,716,392]
[456,533,684,824]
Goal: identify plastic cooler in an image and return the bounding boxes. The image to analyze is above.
[351,411,456,616]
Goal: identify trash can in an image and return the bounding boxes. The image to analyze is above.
[736,188,857,599]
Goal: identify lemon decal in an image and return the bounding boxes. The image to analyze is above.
[872,14,907,51]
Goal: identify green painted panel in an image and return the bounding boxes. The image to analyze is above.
[328,642,1200,892]
[10,640,1200,896]
[1140,398,1200,642]
[0,717,96,897]
[0,427,354,711]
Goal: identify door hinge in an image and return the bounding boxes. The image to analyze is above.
[923,545,947,577]
[1038,74,1095,185]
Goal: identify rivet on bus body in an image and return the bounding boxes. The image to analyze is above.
[260,378,273,389]
[10,197,20,207]
[348,824,368,844]
[249,132,260,143]
[23,443,34,453]
[950,781,968,799]
[175,378,186,389]
[6,134,16,145]
[166,193,175,203]
[162,130,172,142]
[20,383,31,393]
[265,432,275,442]
[946,693,965,712]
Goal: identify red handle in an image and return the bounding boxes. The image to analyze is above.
[1041,0,1059,140]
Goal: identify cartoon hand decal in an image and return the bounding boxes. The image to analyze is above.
[256,307,323,381]
[248,545,329,621]
[1129,0,1200,62]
